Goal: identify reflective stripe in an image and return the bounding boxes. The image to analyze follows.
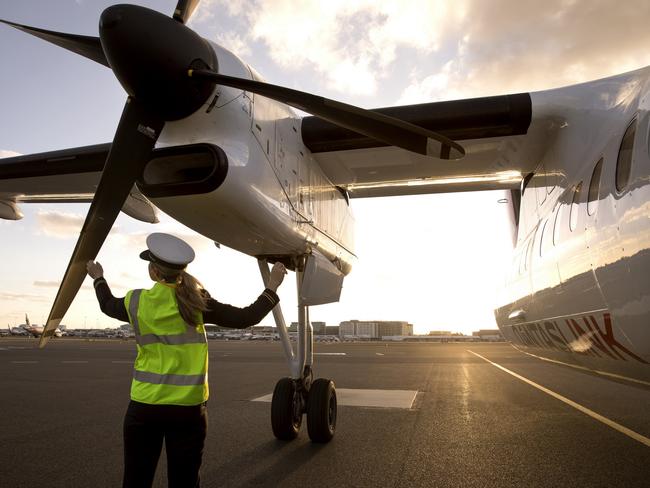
[138,331,207,346]
[133,370,206,386]
[129,289,143,338]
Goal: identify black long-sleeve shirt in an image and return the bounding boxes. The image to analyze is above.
[93,277,279,329]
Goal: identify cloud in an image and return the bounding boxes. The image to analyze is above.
[397,0,650,103]
[36,210,85,238]
[0,150,21,158]
[0,292,49,302]
[33,281,60,288]
[194,0,464,96]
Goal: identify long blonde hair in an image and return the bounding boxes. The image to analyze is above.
[150,263,209,327]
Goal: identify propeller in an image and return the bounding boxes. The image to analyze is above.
[173,0,202,24]
[0,1,464,346]
[187,71,465,160]
[0,19,108,67]
[31,4,216,347]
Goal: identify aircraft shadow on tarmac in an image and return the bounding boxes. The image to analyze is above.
[208,438,327,486]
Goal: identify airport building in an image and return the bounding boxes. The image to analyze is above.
[339,320,413,339]
[289,321,328,335]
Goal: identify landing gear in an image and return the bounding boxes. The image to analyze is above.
[258,258,338,443]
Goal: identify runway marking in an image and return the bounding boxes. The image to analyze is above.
[376,353,385,356]
[314,352,346,356]
[11,360,38,364]
[61,361,89,364]
[468,350,650,448]
[252,388,418,409]
[512,345,650,387]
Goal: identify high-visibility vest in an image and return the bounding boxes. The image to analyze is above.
[125,283,208,406]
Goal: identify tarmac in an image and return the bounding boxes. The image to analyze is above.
[0,337,649,487]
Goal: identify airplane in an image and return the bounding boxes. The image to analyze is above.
[8,324,29,336]
[13,314,63,338]
[20,314,43,337]
[0,0,648,443]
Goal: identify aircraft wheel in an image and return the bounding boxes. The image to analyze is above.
[307,378,337,443]
[271,377,302,440]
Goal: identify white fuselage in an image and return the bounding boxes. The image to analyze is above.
[495,68,650,381]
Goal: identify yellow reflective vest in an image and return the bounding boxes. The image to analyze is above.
[125,283,208,406]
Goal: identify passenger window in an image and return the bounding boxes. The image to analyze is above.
[569,182,583,231]
[616,119,636,192]
[587,158,603,215]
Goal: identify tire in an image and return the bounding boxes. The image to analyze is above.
[307,378,337,443]
[271,378,302,440]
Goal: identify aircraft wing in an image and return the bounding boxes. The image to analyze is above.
[301,93,549,197]
[0,144,158,223]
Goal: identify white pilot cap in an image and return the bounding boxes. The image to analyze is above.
[139,232,195,270]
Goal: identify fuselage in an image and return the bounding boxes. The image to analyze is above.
[495,68,650,382]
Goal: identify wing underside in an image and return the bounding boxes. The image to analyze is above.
[0,144,157,223]
[301,93,548,197]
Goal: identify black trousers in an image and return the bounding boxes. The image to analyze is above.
[123,400,208,488]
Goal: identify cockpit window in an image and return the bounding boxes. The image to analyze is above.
[616,119,636,192]
[587,158,603,216]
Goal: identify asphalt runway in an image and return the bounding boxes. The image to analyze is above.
[0,338,648,488]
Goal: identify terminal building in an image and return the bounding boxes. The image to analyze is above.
[339,320,413,339]
[289,322,341,335]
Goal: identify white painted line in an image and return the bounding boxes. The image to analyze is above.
[467,349,650,448]
[252,388,418,409]
[314,352,346,356]
[111,360,132,364]
[376,352,385,356]
[11,360,38,364]
[61,361,89,364]
[511,345,650,387]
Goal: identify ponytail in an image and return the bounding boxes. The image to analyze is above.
[175,270,209,327]
[150,263,209,327]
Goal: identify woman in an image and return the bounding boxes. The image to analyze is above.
[86,232,286,488]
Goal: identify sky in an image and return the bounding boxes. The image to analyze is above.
[1,0,650,334]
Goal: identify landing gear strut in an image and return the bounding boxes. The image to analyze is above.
[259,259,337,443]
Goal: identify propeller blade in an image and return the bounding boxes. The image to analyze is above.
[39,98,164,347]
[173,0,202,24]
[189,70,465,160]
[0,19,108,67]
